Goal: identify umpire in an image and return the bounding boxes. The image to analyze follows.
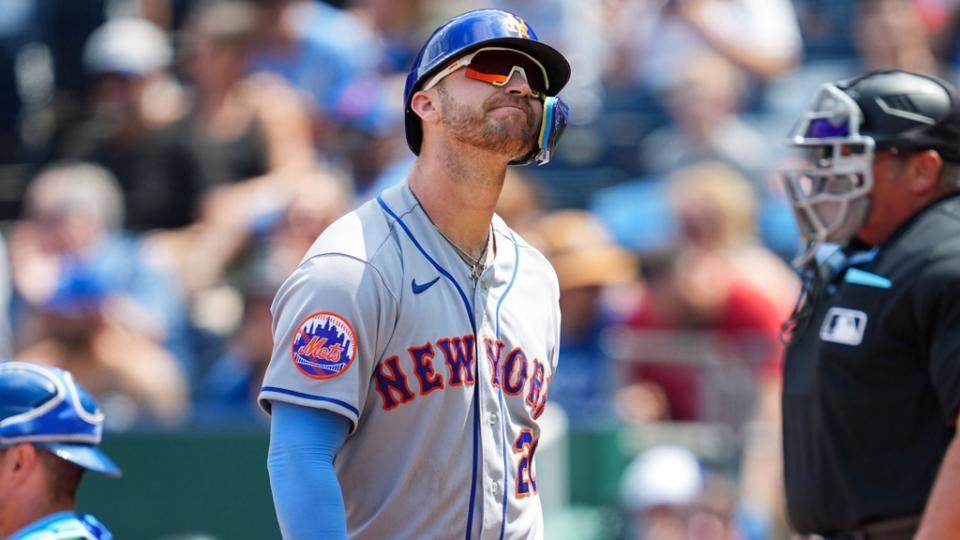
[778,69,960,540]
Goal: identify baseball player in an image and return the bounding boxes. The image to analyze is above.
[259,8,570,539]
[0,361,121,540]
[779,69,960,539]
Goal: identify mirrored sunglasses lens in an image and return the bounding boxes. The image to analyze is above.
[468,50,547,93]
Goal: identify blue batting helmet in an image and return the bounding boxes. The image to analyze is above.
[0,361,121,477]
[404,9,571,165]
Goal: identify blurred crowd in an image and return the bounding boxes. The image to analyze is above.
[2,0,960,538]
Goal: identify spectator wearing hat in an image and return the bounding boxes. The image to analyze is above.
[0,361,121,539]
[621,445,743,540]
[54,17,186,230]
[532,209,637,428]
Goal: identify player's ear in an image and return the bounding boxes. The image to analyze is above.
[905,149,943,195]
[411,90,441,126]
[2,443,38,480]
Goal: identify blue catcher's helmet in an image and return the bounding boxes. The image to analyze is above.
[404,9,571,165]
[0,361,121,477]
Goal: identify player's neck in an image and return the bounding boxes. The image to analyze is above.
[409,149,506,256]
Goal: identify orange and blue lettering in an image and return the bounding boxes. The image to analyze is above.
[373,356,415,410]
[532,376,550,420]
[297,337,345,362]
[513,430,539,498]
[408,342,444,396]
[437,335,476,386]
[502,348,528,396]
[484,338,505,388]
[525,359,544,407]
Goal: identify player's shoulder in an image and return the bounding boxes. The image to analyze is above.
[303,188,400,264]
[282,183,414,301]
[303,183,419,265]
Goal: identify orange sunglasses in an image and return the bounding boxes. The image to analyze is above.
[422,47,550,98]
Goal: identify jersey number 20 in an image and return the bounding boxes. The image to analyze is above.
[513,430,539,497]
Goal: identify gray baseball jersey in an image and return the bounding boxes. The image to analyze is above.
[258,180,561,540]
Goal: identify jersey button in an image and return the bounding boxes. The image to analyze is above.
[487,412,498,425]
[491,482,501,496]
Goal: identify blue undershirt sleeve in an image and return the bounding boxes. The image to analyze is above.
[267,402,351,539]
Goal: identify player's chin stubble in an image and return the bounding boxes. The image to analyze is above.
[438,86,538,159]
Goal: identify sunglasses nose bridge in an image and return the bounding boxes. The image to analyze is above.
[502,68,534,96]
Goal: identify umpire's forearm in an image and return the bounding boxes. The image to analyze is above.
[915,419,960,540]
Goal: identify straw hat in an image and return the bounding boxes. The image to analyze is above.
[533,210,637,290]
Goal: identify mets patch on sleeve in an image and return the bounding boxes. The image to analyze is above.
[291,311,358,379]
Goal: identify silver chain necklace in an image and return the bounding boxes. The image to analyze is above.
[411,189,491,282]
[445,227,490,282]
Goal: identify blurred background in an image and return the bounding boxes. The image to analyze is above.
[0,0,955,538]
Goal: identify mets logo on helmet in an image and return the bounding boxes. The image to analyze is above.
[291,311,358,379]
[505,15,530,38]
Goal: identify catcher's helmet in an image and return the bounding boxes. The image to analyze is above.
[779,69,960,264]
[0,361,121,477]
[404,9,571,165]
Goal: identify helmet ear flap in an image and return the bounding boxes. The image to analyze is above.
[535,96,568,165]
[513,96,569,166]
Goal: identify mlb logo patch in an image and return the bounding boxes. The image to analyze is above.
[291,312,357,379]
[819,307,868,346]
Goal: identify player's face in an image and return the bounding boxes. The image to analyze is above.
[435,66,543,160]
